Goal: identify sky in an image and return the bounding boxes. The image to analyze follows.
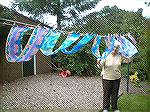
[95,0,150,17]
[0,0,150,26]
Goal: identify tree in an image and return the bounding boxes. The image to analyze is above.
[145,18,150,81]
[11,0,100,29]
[63,5,149,78]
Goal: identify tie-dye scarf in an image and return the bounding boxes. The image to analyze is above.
[5,26,50,62]
[92,35,115,60]
[40,32,81,55]
[61,33,95,55]
[116,36,138,58]
[5,25,138,62]
[92,34,138,60]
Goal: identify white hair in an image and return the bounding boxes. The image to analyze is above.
[114,40,121,48]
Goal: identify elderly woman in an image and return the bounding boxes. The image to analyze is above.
[97,44,129,112]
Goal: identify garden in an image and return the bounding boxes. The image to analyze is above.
[0,0,150,112]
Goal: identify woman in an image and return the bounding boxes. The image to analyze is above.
[97,44,129,112]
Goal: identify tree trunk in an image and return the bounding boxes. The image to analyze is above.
[56,3,61,30]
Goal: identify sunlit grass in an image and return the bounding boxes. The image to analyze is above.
[118,94,150,112]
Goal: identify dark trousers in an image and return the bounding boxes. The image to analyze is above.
[102,78,120,110]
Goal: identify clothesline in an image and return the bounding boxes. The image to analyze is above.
[0,21,13,26]
[0,17,133,38]
[0,18,95,37]
[0,18,39,27]
[0,18,138,63]
[1,17,138,62]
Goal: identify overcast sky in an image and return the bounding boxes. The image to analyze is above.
[0,0,150,26]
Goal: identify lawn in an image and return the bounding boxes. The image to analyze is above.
[118,94,150,112]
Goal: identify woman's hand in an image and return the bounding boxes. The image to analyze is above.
[122,56,130,64]
[97,58,105,68]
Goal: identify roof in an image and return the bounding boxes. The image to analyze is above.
[0,4,52,28]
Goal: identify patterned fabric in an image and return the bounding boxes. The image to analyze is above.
[92,34,138,60]
[116,36,138,58]
[127,33,137,45]
[91,35,102,59]
[5,25,138,62]
[40,32,80,55]
[92,35,115,60]
[61,33,95,55]
[5,26,50,62]
[103,36,115,59]
[5,26,31,62]
[40,31,61,55]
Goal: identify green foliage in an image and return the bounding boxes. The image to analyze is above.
[66,5,147,34]
[9,1,149,78]
[52,35,99,76]
[145,18,150,80]
[0,5,12,19]
[64,6,149,79]
[11,0,100,29]
[118,94,150,112]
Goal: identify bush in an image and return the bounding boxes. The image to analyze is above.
[53,45,99,76]
[51,33,103,76]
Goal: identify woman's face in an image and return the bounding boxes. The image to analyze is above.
[112,46,119,55]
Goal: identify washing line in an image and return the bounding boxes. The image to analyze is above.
[0,17,138,40]
[0,18,43,27]
[0,18,107,37]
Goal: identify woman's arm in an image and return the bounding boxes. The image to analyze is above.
[122,56,130,64]
[97,58,106,68]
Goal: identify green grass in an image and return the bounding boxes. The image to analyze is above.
[118,94,150,112]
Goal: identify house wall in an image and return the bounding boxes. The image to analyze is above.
[36,51,52,75]
[0,26,22,84]
[0,21,52,84]
[0,61,22,84]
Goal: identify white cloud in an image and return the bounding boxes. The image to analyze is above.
[0,0,13,7]
[95,0,150,17]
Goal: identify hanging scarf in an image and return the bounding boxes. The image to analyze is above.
[5,25,50,62]
[16,27,49,62]
[5,25,31,62]
[91,34,138,60]
[127,33,137,45]
[115,35,138,58]
[61,33,95,55]
[102,35,115,59]
[91,35,102,59]
[40,32,80,55]
[40,31,61,55]
[5,25,138,62]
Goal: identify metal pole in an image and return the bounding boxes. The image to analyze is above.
[22,62,24,77]
[127,62,130,93]
[34,55,36,75]
[0,18,107,37]
[0,22,13,26]
[0,18,38,27]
